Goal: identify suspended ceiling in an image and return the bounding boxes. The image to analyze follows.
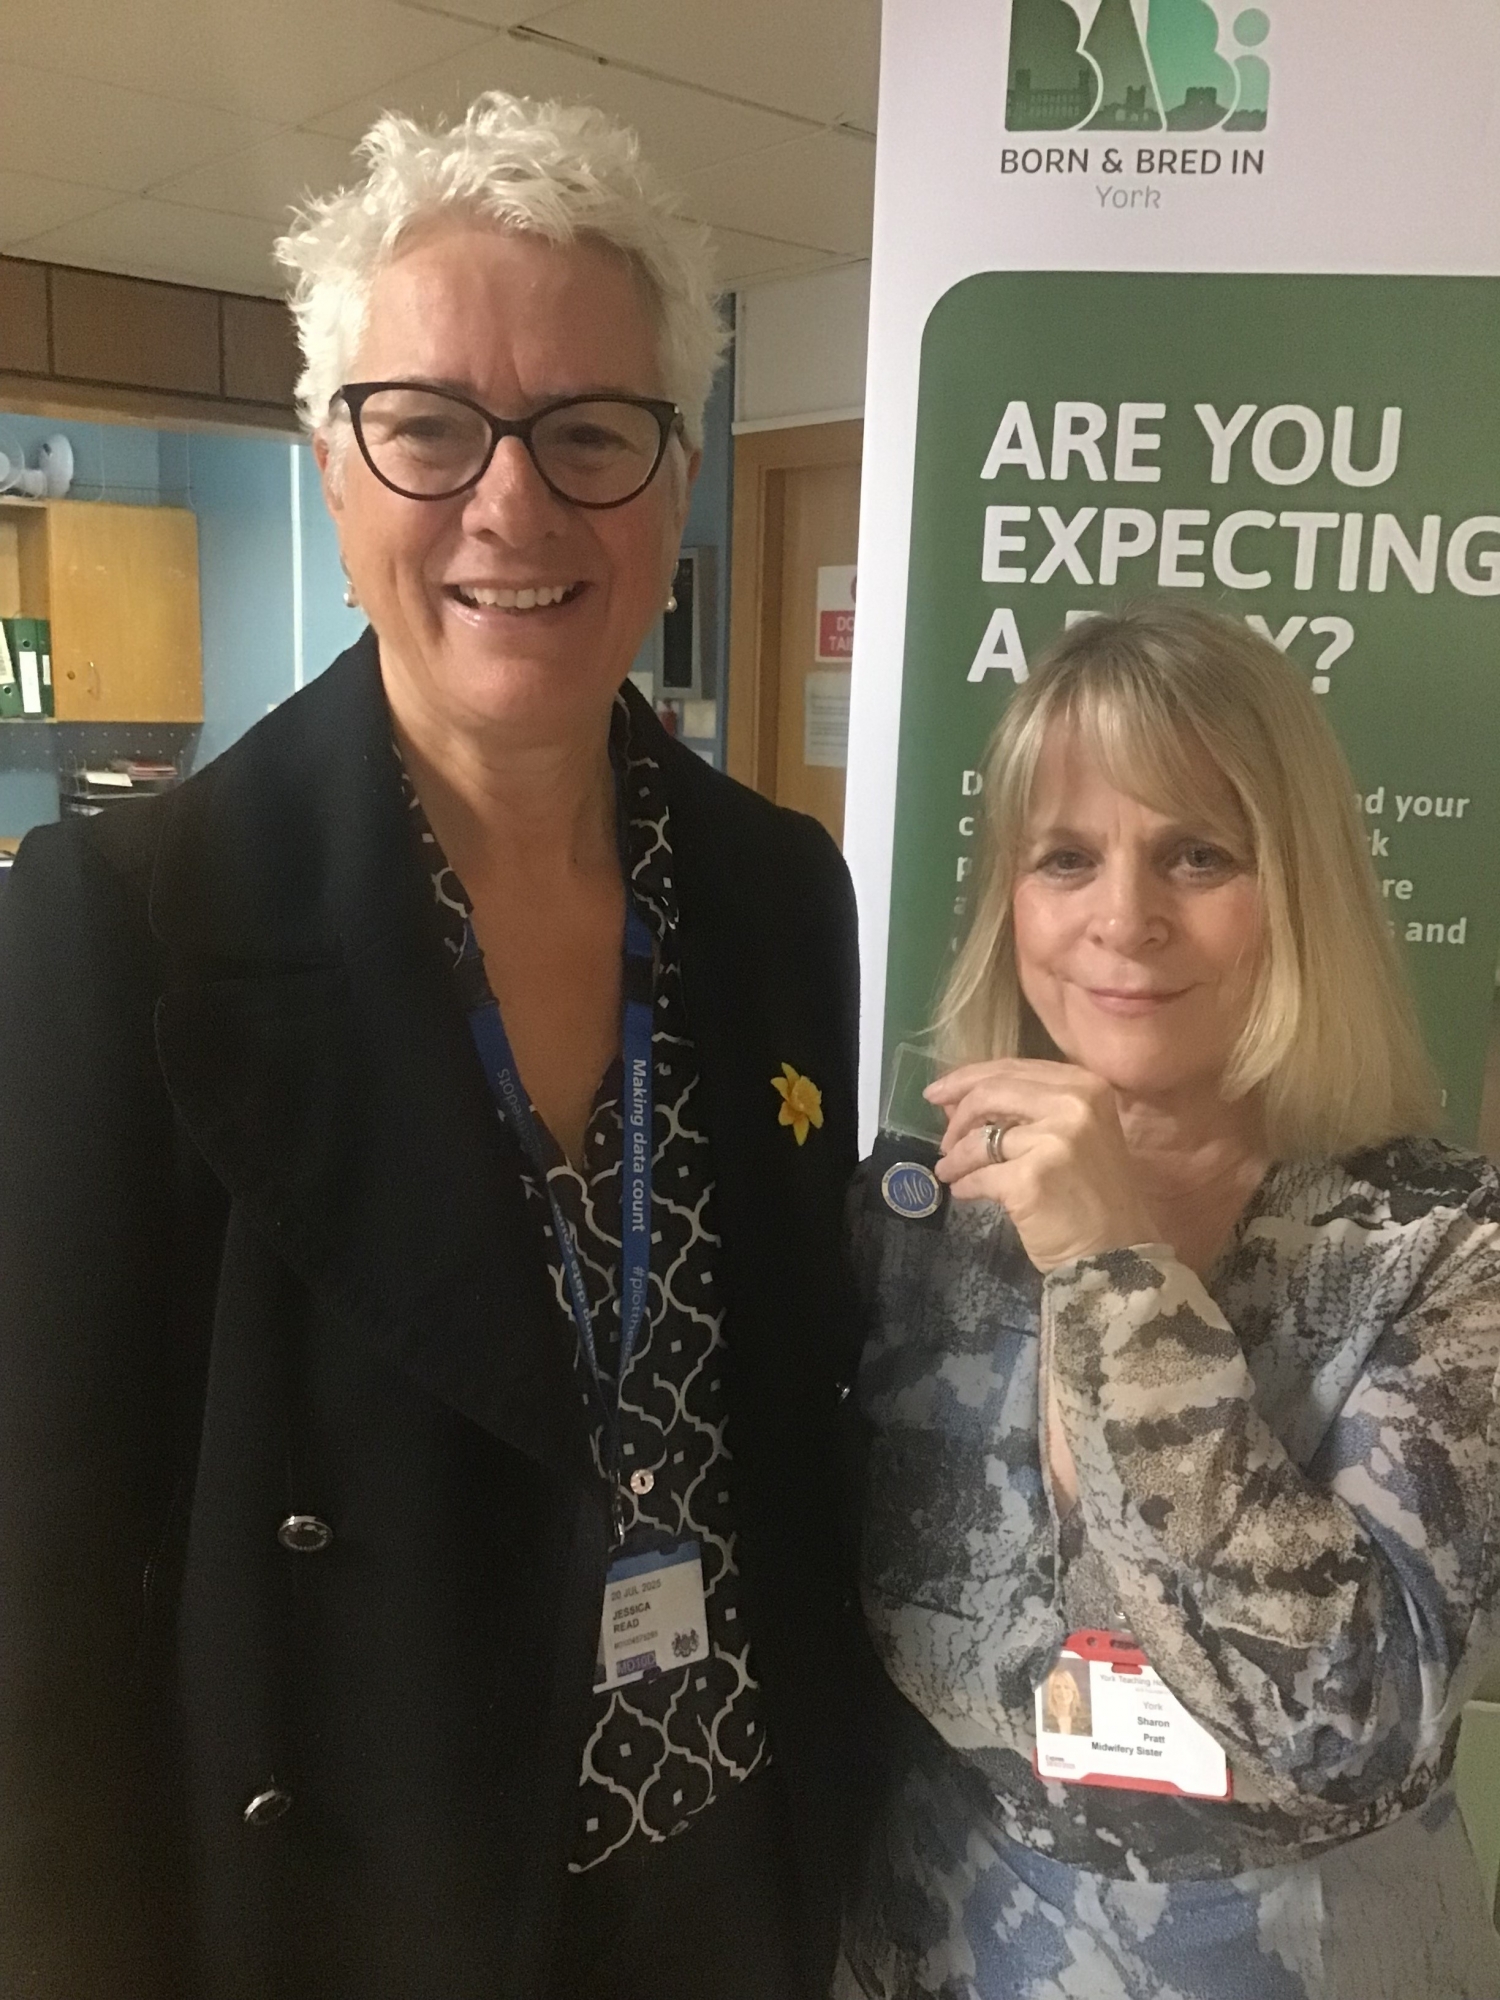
[0,0,879,298]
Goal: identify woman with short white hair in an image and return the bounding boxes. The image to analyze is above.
[841,605,1500,1998]
[0,94,868,2000]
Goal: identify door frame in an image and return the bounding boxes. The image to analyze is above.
[726,418,864,796]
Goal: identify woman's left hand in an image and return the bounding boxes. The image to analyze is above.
[928,1058,1160,1274]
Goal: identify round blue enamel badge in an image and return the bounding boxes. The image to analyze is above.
[881,1160,943,1220]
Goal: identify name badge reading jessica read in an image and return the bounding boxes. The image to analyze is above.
[594,1541,709,1692]
[1034,1629,1231,1801]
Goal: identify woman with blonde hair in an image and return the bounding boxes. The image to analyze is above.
[842,604,1500,1998]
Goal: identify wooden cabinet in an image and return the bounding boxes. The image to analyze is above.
[0,497,202,723]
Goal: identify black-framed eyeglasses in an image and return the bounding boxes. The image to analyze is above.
[334,382,683,508]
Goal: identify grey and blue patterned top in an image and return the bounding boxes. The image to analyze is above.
[842,1137,1500,1998]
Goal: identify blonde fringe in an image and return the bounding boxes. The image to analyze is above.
[933,603,1440,1160]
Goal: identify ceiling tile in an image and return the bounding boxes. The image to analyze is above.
[521,0,881,129]
[0,61,279,193]
[708,227,840,289]
[680,131,874,258]
[392,0,548,24]
[0,171,124,246]
[12,200,285,298]
[305,28,806,182]
[149,130,363,225]
[0,0,491,127]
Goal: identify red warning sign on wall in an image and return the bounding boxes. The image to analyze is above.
[816,564,857,661]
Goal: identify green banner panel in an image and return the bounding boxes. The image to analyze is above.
[886,270,1500,1138]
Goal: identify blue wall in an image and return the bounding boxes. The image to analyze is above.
[299,445,369,686]
[188,433,296,768]
[0,411,176,506]
[186,433,364,767]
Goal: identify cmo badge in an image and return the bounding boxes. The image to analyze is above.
[881,1160,944,1220]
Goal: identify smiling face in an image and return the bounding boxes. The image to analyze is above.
[315,222,697,751]
[1010,722,1265,1107]
[1046,1669,1084,1731]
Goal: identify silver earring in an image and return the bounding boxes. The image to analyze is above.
[343,581,358,608]
[665,592,678,614]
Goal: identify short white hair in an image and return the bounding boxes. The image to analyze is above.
[274,91,727,449]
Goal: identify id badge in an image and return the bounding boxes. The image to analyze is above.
[594,1540,709,1691]
[1033,1629,1231,1801]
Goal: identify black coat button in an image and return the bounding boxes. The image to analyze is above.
[243,1786,292,1827]
[278,1514,333,1553]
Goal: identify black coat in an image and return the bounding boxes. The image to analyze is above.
[0,636,872,2000]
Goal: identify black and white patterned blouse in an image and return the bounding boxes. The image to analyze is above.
[401,695,768,1871]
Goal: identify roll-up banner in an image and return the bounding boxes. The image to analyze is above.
[847,1,1500,1143]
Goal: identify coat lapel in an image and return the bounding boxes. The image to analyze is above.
[659,733,861,1450]
[151,636,596,1484]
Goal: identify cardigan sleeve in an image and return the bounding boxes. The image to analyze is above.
[0,820,189,1996]
[1042,1224,1500,1815]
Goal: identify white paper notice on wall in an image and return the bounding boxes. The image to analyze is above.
[816,565,857,663]
[805,670,852,768]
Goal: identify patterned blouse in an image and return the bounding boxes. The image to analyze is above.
[401,696,768,1872]
[841,1137,1500,1999]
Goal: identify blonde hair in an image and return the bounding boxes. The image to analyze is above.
[274,91,726,450]
[936,603,1440,1160]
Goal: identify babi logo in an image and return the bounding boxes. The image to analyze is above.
[1006,0,1269,133]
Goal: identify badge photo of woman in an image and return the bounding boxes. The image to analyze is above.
[1042,1664,1091,1739]
[839,603,1500,2000]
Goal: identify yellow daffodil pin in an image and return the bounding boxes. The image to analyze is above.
[772,1063,824,1146]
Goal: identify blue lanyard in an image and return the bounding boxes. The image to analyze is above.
[460,900,656,1477]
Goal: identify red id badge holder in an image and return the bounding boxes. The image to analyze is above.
[1034,1629,1232,1801]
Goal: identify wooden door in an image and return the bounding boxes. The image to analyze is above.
[48,501,203,722]
[728,421,862,846]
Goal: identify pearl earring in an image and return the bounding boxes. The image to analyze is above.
[665,592,678,614]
